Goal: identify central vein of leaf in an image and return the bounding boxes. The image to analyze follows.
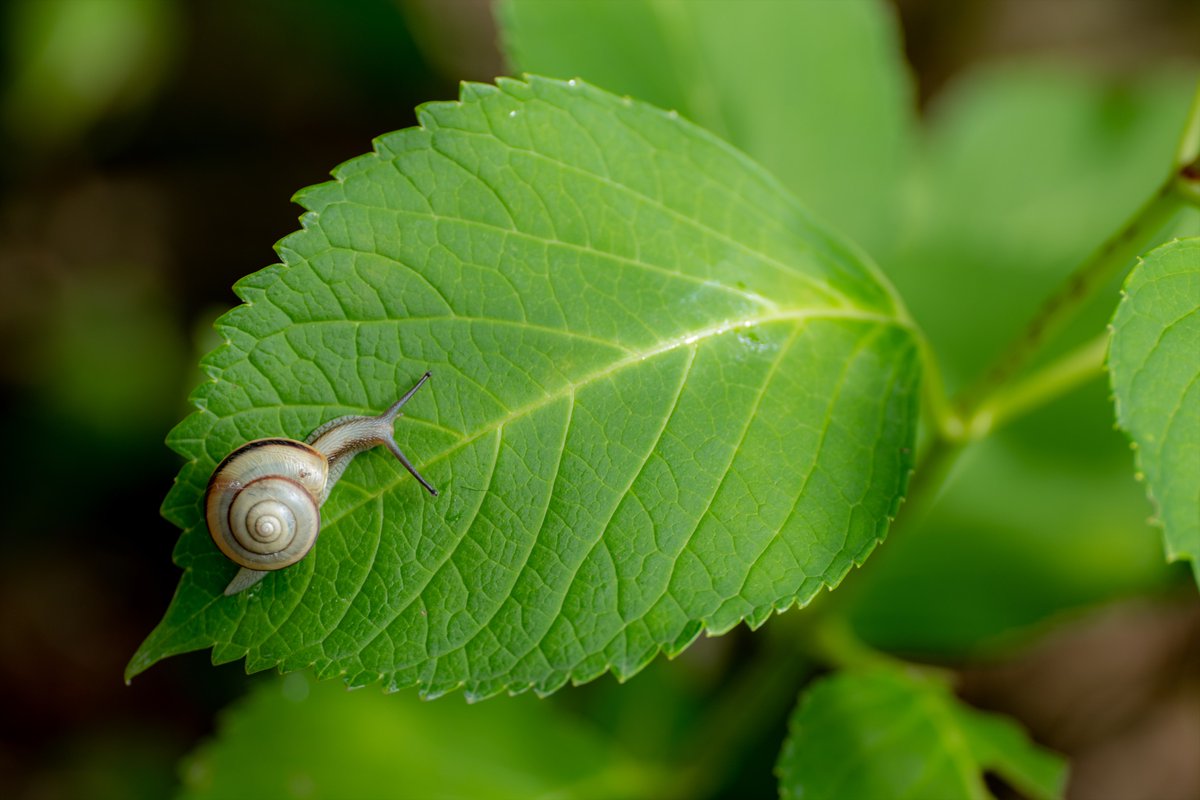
[320,306,908,529]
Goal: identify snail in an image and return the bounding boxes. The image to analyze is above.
[205,372,438,596]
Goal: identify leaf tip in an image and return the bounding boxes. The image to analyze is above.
[124,636,160,684]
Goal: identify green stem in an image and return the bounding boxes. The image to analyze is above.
[956,183,1180,417]
[916,329,957,442]
[1179,164,1200,208]
[893,182,1180,530]
[1172,80,1200,206]
[967,332,1109,438]
[1175,80,1200,169]
[957,79,1198,419]
[905,84,1200,503]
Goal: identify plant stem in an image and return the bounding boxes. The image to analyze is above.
[916,329,956,441]
[1179,173,1200,207]
[967,332,1110,438]
[905,84,1200,506]
[955,184,1180,418]
[1175,80,1200,171]
[1172,81,1200,205]
[956,79,1199,422]
[893,183,1181,532]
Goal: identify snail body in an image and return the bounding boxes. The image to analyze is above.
[205,372,437,596]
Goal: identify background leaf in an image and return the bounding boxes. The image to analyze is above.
[180,673,660,799]
[1109,237,1200,584]
[499,0,916,260]
[776,667,1067,800]
[129,76,920,698]
[2,0,179,153]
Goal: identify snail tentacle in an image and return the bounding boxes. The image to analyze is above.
[308,371,438,499]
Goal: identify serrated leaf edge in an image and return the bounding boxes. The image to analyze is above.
[1107,236,1198,577]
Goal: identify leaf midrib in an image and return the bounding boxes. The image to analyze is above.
[319,306,909,530]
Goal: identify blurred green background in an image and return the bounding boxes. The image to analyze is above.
[0,1,1197,798]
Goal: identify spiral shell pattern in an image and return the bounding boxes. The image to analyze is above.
[205,439,329,571]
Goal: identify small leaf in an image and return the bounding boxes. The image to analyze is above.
[1109,237,1200,584]
[777,667,1067,800]
[129,77,919,697]
[499,0,916,259]
[180,674,660,800]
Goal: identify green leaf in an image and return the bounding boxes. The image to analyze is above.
[1109,237,1200,584]
[498,0,916,259]
[777,667,1067,800]
[129,77,920,697]
[181,673,661,799]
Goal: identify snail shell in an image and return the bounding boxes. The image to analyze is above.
[206,439,327,571]
[204,372,437,596]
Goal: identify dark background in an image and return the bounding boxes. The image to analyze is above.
[1,1,1198,797]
